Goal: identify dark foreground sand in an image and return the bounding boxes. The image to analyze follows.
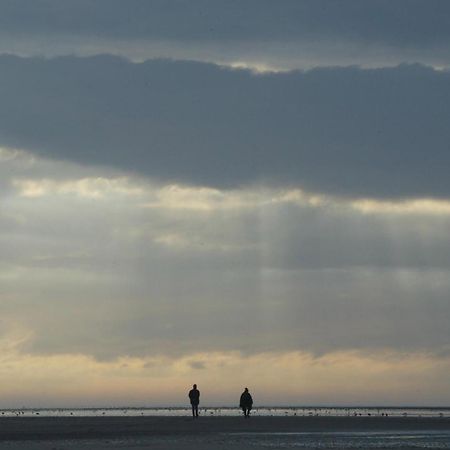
[0,416,449,449]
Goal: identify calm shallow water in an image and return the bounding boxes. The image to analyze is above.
[2,406,450,418]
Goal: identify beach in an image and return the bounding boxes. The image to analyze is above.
[1,416,450,449]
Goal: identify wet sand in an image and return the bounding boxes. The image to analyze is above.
[0,416,449,449]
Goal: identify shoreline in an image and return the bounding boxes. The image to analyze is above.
[1,416,450,442]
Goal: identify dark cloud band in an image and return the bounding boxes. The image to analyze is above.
[1,56,449,198]
[1,0,449,46]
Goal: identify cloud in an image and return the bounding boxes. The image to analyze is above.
[1,56,450,199]
[2,0,449,44]
[1,1,450,70]
[1,2,449,407]
[188,360,207,370]
[1,347,450,407]
[2,151,450,361]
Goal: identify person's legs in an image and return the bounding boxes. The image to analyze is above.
[194,405,199,417]
[242,407,247,417]
[191,404,196,417]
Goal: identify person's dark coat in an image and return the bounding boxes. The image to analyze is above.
[189,388,200,406]
[240,391,253,408]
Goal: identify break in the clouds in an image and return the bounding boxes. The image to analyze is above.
[1,55,450,199]
[0,1,450,70]
[2,149,450,362]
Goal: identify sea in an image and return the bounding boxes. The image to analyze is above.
[2,406,449,418]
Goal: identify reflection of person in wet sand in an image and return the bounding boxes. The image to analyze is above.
[188,384,200,418]
[240,387,253,418]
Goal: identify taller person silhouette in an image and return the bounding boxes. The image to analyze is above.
[188,384,200,418]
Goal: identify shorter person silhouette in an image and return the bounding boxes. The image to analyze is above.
[188,384,200,418]
[240,387,253,418]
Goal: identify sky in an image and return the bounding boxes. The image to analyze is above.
[1,0,450,408]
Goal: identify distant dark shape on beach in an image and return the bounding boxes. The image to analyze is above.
[188,384,200,418]
[240,387,253,418]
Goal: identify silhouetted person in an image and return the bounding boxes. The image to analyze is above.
[188,384,200,418]
[240,387,253,418]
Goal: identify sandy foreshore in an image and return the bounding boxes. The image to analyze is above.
[0,416,449,440]
[0,416,449,449]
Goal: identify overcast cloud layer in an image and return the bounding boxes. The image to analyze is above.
[1,0,449,43]
[1,55,450,199]
[1,1,450,70]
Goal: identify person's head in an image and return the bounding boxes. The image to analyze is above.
[193,384,197,389]
[244,387,248,392]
